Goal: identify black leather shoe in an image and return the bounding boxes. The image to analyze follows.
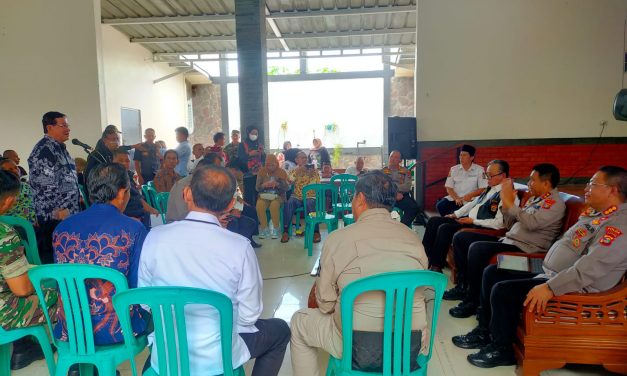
[449,300,477,318]
[452,326,490,349]
[10,345,45,370]
[467,343,516,368]
[443,284,466,301]
[250,240,262,248]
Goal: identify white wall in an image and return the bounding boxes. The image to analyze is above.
[101,25,188,149]
[0,0,105,163]
[416,0,627,141]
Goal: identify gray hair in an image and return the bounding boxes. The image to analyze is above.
[355,170,397,210]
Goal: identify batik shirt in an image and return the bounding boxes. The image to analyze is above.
[0,223,58,329]
[6,182,36,224]
[52,204,149,345]
[28,135,80,224]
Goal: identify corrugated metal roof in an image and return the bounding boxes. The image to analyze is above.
[101,0,416,69]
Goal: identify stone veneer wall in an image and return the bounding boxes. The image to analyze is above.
[390,77,415,117]
[190,84,222,147]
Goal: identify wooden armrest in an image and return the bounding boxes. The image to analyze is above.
[523,279,627,334]
[458,227,507,237]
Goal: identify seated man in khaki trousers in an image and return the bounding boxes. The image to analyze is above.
[290,171,429,376]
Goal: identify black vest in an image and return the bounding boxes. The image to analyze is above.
[475,189,502,220]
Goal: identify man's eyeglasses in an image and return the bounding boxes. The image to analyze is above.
[53,123,70,129]
[586,181,610,189]
[483,172,504,179]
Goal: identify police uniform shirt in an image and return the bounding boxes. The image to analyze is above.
[444,163,488,201]
[501,189,566,254]
[540,203,627,296]
[382,166,412,193]
[454,184,517,230]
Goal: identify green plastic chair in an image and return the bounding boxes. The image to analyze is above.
[326,270,447,376]
[302,184,339,256]
[330,174,358,185]
[142,185,158,208]
[28,264,148,376]
[333,182,356,221]
[155,192,169,224]
[0,322,56,375]
[113,287,245,376]
[0,215,41,265]
[78,184,90,209]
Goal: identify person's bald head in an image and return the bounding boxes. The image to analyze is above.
[2,150,19,165]
[388,150,402,168]
[185,165,236,214]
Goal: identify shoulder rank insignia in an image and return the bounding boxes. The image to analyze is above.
[603,206,618,216]
[541,198,556,210]
[580,206,596,218]
[541,192,551,199]
[599,226,623,247]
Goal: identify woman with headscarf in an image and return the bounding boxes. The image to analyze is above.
[282,141,300,172]
[308,138,330,170]
[238,126,266,205]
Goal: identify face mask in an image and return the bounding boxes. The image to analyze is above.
[249,134,258,141]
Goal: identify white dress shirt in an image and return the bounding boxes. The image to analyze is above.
[453,184,518,230]
[444,163,488,201]
[138,211,263,375]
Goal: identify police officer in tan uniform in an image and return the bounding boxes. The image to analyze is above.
[446,164,566,318]
[452,165,627,368]
[290,171,429,376]
[382,150,419,227]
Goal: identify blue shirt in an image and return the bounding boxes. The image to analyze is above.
[52,203,149,345]
[175,140,191,177]
[28,135,80,223]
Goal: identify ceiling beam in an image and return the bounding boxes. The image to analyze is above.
[101,5,415,25]
[102,14,234,25]
[265,5,289,51]
[132,28,415,44]
[153,68,193,84]
[268,5,416,19]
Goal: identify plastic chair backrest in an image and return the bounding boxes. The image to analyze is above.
[0,215,41,265]
[338,270,447,375]
[113,286,238,376]
[337,182,356,208]
[155,192,169,224]
[330,174,358,185]
[28,264,130,355]
[78,184,90,208]
[142,185,157,207]
[302,184,336,218]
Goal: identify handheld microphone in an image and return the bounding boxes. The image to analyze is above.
[71,138,93,152]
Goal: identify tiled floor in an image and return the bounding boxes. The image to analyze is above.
[14,225,618,375]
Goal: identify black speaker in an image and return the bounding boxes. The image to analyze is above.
[388,117,417,159]
[613,89,627,121]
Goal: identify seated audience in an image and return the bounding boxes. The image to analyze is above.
[53,163,150,350]
[382,150,420,227]
[256,154,289,239]
[282,142,300,172]
[447,163,565,319]
[206,132,228,165]
[2,149,27,180]
[282,151,320,243]
[139,164,290,375]
[308,138,330,169]
[0,158,36,225]
[290,171,429,376]
[345,156,368,176]
[436,145,487,216]
[75,157,87,187]
[0,170,58,370]
[423,160,515,272]
[167,154,261,248]
[112,149,158,228]
[320,163,336,179]
[453,165,626,368]
[153,149,181,193]
[189,143,205,173]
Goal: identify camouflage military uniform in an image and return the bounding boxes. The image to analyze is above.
[0,223,57,329]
